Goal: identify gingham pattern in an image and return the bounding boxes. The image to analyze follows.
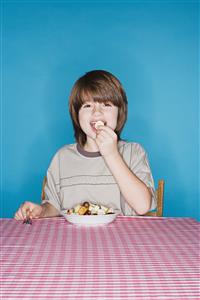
[0,216,199,299]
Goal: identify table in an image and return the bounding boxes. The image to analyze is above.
[0,216,199,299]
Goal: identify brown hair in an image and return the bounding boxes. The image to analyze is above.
[69,70,128,147]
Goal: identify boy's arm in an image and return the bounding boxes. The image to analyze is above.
[95,126,152,215]
[103,151,152,215]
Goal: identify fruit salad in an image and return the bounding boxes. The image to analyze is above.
[66,202,115,216]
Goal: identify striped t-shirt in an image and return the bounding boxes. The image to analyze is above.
[42,141,156,216]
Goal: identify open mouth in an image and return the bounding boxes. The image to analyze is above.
[90,121,106,130]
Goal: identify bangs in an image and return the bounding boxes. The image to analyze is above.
[77,79,123,107]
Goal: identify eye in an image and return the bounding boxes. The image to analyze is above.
[82,103,92,108]
[103,102,112,107]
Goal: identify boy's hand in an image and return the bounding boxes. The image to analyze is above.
[95,125,118,157]
[14,201,43,221]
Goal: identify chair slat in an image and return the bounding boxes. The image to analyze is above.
[145,179,164,217]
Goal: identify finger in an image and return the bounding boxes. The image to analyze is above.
[22,201,33,210]
[96,131,109,140]
[97,126,116,138]
[14,212,22,220]
[26,209,31,219]
[96,134,106,144]
[21,207,29,220]
[96,126,113,138]
[21,204,32,220]
[21,201,35,219]
[16,207,25,220]
[97,130,115,144]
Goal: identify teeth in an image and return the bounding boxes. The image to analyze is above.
[94,120,104,129]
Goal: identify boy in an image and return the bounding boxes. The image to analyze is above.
[15,70,156,221]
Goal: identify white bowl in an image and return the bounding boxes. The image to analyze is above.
[61,212,119,226]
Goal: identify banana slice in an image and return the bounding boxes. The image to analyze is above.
[95,120,104,129]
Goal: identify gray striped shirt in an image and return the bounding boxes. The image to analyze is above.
[43,141,156,216]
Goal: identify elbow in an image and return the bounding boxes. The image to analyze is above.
[135,191,152,216]
[136,204,150,216]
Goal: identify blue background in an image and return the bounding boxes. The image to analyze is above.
[1,1,199,220]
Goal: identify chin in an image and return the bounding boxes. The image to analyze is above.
[85,132,96,140]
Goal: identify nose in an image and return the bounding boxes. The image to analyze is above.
[92,103,103,115]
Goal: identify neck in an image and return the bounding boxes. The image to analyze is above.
[83,138,99,152]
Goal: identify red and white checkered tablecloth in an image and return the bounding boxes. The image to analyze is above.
[0,216,199,299]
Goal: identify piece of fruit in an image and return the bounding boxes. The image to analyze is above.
[74,205,81,213]
[78,206,88,215]
[95,120,104,129]
[83,201,90,208]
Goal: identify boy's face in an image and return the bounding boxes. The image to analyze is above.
[78,100,119,140]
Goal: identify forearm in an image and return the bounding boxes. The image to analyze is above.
[104,151,152,215]
[40,202,60,218]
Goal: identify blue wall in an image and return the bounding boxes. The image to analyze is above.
[1,1,199,220]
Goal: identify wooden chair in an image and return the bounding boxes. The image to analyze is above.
[145,179,164,217]
[41,176,47,201]
[41,176,164,217]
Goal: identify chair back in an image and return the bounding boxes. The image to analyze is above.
[145,179,164,217]
[41,176,47,201]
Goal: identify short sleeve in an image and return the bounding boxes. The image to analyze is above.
[42,152,61,212]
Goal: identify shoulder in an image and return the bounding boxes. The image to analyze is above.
[118,140,146,155]
[49,143,77,164]
[56,143,77,155]
[119,141,151,170]
[56,144,76,155]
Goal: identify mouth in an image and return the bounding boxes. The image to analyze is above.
[90,120,106,131]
